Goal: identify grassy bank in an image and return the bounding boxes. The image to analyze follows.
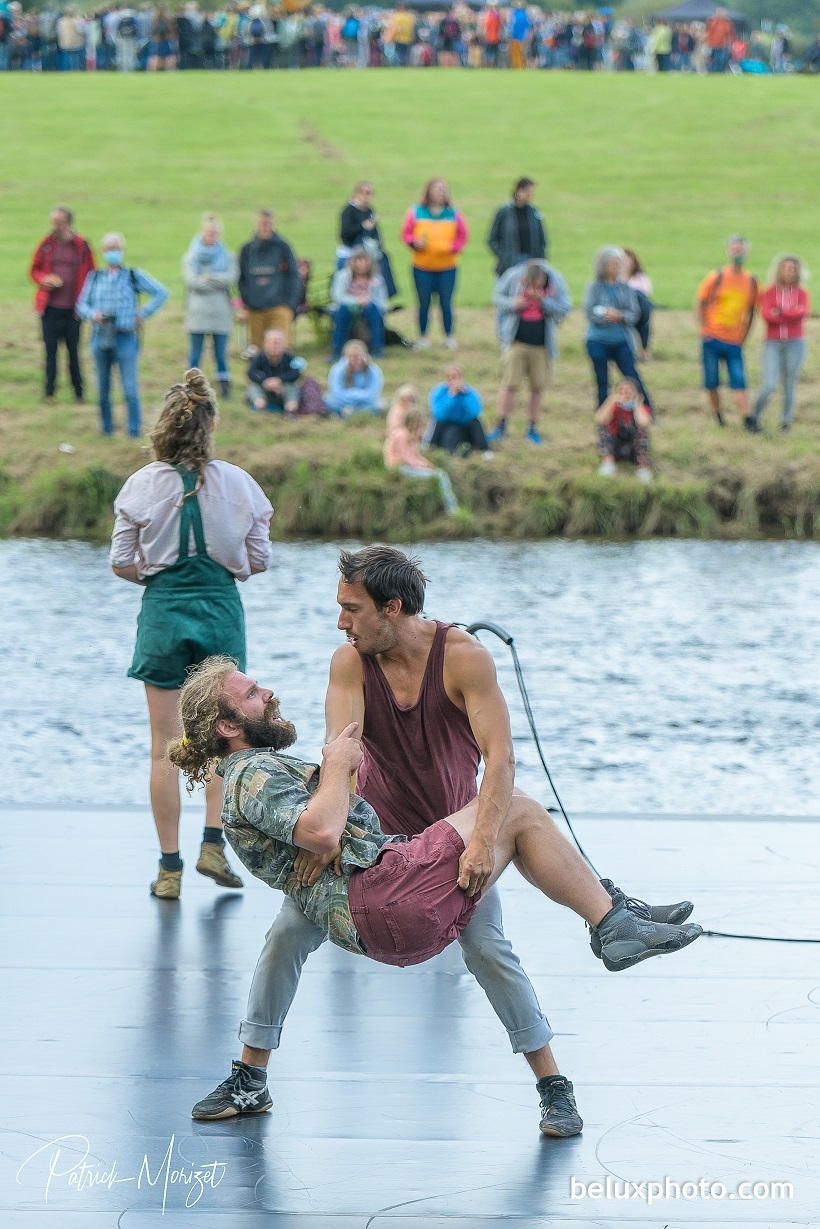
[3,71,820,542]
[2,303,819,543]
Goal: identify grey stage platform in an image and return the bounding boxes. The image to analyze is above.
[2,807,819,1227]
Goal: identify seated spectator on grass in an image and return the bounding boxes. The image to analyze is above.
[386,383,420,432]
[384,406,459,515]
[428,365,492,456]
[585,246,652,412]
[595,378,652,483]
[329,249,388,359]
[247,328,304,414]
[622,248,654,360]
[326,339,384,416]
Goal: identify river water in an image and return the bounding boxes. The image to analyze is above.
[2,538,818,814]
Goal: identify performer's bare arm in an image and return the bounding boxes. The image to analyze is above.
[444,634,516,896]
[294,646,364,886]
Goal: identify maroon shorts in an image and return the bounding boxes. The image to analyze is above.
[347,820,480,967]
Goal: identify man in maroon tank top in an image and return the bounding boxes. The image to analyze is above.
[202,548,693,1135]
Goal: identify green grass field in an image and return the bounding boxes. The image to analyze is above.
[2,71,820,541]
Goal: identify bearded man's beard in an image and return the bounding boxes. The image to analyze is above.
[236,700,297,751]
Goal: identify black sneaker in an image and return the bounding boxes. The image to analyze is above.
[593,896,702,972]
[715,410,725,427]
[744,416,762,434]
[589,879,694,959]
[537,1075,583,1138]
[191,1060,272,1121]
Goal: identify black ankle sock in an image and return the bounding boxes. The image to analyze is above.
[202,828,224,845]
[160,851,183,872]
[537,1074,566,1091]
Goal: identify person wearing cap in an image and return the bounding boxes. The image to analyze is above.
[487,178,547,277]
[696,237,759,429]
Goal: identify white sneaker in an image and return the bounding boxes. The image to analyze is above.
[598,460,616,477]
[414,338,430,350]
[636,467,652,484]
[481,450,495,461]
[443,337,458,350]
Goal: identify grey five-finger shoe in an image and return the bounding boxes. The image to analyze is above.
[589,878,694,959]
[593,895,702,972]
[191,1060,272,1121]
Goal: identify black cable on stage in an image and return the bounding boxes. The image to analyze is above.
[462,618,819,947]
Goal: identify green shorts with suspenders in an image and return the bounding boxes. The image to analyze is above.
[129,464,247,690]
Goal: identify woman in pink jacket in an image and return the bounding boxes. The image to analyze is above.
[749,255,810,433]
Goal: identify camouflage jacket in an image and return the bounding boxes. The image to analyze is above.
[217,749,406,956]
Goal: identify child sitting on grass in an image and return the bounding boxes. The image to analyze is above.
[383,406,459,515]
[595,378,652,482]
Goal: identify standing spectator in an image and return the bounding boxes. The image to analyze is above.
[487,177,547,276]
[490,258,572,444]
[38,3,59,70]
[585,247,652,411]
[384,406,459,514]
[326,339,384,415]
[338,180,397,297]
[182,213,237,398]
[57,7,84,69]
[622,248,653,360]
[595,377,652,482]
[147,6,176,69]
[648,19,672,71]
[428,365,492,456]
[704,5,734,73]
[76,231,169,437]
[237,210,300,350]
[387,1,414,65]
[29,206,95,405]
[247,328,303,414]
[696,236,758,428]
[114,5,139,70]
[481,2,502,66]
[438,7,461,67]
[671,23,695,71]
[579,14,599,71]
[402,178,468,349]
[329,249,388,359]
[749,255,809,434]
[110,368,273,900]
[507,2,531,68]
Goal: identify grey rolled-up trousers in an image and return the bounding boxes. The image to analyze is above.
[239,883,553,1055]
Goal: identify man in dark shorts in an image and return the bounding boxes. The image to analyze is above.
[189,551,696,1133]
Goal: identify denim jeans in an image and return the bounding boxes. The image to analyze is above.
[188,332,229,378]
[331,303,385,357]
[753,338,806,428]
[586,338,652,409]
[413,266,457,337]
[399,464,459,514]
[91,331,141,436]
[239,887,553,1054]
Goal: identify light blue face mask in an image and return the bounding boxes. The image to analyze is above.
[104,249,124,265]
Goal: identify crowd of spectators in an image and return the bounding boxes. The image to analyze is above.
[1,2,815,75]
[28,177,809,517]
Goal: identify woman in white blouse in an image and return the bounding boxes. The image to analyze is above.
[111,368,273,900]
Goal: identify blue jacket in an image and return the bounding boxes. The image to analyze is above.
[584,279,640,347]
[493,261,572,360]
[429,383,483,425]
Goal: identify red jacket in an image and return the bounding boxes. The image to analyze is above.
[759,284,810,342]
[30,232,95,315]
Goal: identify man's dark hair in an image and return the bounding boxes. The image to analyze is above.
[54,205,74,225]
[338,546,427,615]
[514,177,534,195]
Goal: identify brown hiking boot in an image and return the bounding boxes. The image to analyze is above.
[150,863,182,900]
[196,840,243,889]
